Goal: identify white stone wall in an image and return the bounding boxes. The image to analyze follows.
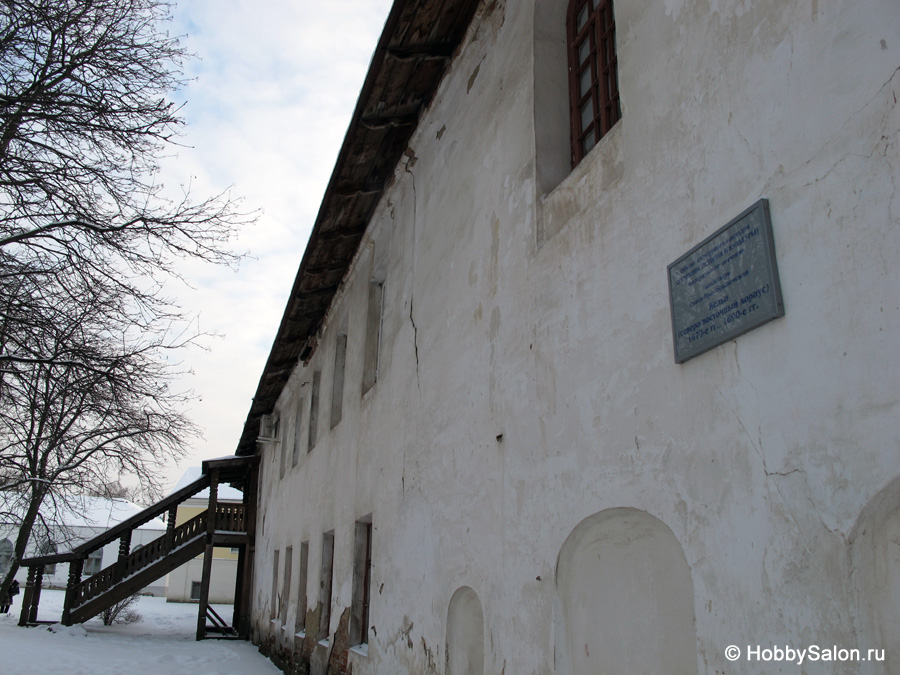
[252,0,900,673]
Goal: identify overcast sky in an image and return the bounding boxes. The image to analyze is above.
[157,1,394,490]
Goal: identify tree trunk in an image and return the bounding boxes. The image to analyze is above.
[0,485,47,608]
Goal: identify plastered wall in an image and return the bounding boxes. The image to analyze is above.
[251,0,900,673]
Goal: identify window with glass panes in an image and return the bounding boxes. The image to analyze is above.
[567,0,620,166]
[83,548,104,576]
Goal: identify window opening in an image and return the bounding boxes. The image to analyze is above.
[362,282,385,395]
[331,334,348,429]
[318,532,335,640]
[279,425,287,479]
[0,539,13,575]
[260,414,280,440]
[190,581,202,601]
[38,540,57,575]
[282,546,293,628]
[292,397,304,467]
[296,541,309,633]
[308,371,321,452]
[567,0,620,166]
[351,518,373,645]
[83,548,104,576]
[271,549,280,620]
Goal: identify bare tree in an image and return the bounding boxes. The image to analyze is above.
[0,270,198,594]
[87,479,142,503]
[0,0,244,280]
[0,0,254,600]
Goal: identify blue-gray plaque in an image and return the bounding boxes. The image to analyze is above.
[668,199,784,363]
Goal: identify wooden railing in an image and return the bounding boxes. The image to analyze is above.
[73,510,207,606]
[215,503,245,532]
[71,503,244,608]
[75,565,117,606]
[18,454,259,634]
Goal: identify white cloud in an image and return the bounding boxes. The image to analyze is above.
[156,0,394,488]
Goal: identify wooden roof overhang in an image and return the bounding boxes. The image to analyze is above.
[236,0,480,456]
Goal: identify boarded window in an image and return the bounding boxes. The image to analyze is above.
[351,517,373,645]
[362,282,384,395]
[296,541,309,633]
[308,371,321,452]
[270,549,280,620]
[318,532,335,640]
[281,547,293,627]
[292,398,304,467]
[279,427,287,479]
[330,334,348,429]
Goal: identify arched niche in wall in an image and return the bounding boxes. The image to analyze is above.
[446,586,485,675]
[532,0,571,195]
[555,507,698,675]
[850,476,900,674]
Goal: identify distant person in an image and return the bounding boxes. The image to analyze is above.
[1,579,19,613]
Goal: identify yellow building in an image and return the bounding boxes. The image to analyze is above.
[165,467,244,603]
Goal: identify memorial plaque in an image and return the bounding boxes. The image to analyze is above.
[668,199,784,363]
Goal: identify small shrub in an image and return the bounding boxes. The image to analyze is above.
[100,593,142,625]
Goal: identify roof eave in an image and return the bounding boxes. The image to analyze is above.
[235,0,481,456]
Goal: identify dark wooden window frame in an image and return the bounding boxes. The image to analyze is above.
[567,0,621,167]
[350,519,373,646]
[318,532,335,641]
[361,525,371,638]
[295,541,309,633]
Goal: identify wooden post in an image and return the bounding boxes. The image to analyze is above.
[18,566,36,626]
[246,460,259,539]
[208,468,219,534]
[166,505,178,552]
[196,467,219,641]
[232,543,245,633]
[195,543,214,641]
[28,565,44,624]
[61,557,84,626]
[236,459,259,638]
[116,531,132,582]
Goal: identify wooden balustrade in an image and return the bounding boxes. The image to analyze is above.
[70,504,246,609]
[73,510,210,606]
[214,503,245,531]
[18,454,259,637]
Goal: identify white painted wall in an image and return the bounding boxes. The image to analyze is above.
[251,0,900,673]
[166,557,238,604]
[0,524,167,597]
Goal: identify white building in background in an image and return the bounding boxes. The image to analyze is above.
[0,497,167,596]
[235,0,900,673]
[165,468,243,604]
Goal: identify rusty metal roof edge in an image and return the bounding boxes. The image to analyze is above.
[235,0,481,456]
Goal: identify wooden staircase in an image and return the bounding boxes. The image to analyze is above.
[18,455,259,640]
[69,506,217,624]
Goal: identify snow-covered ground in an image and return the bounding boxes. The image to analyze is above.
[0,589,279,674]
